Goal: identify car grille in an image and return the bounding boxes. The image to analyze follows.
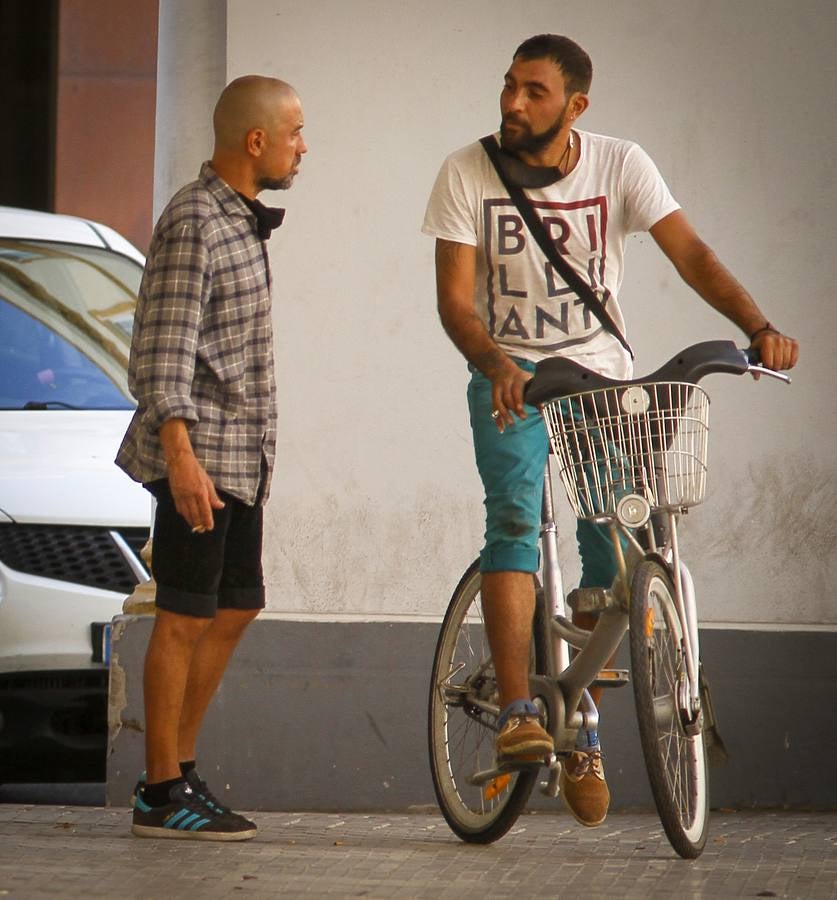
[117,527,150,561]
[0,524,149,594]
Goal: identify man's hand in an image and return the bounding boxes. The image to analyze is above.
[750,328,799,372]
[490,359,534,433]
[167,452,225,532]
[158,418,225,531]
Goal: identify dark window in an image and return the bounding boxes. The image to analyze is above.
[0,0,58,211]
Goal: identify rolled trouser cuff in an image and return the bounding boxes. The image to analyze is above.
[217,585,265,611]
[154,584,217,618]
[479,544,540,574]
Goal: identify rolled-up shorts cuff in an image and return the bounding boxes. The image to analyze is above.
[479,545,540,574]
[154,584,218,619]
[217,585,265,611]
[154,584,265,618]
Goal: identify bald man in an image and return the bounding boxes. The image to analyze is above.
[117,76,307,841]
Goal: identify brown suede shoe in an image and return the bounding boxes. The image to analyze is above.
[559,749,610,826]
[496,714,554,762]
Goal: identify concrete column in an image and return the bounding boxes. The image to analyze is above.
[153,0,227,221]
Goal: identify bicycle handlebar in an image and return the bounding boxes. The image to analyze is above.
[524,340,791,405]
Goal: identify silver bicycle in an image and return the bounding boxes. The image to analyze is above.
[428,341,790,858]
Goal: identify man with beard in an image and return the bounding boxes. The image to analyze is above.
[422,34,797,827]
[117,75,307,840]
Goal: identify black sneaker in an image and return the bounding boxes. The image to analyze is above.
[132,781,256,841]
[131,769,255,830]
[184,769,256,830]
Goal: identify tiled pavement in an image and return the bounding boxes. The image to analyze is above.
[0,806,834,899]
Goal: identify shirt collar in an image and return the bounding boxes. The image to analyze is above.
[236,193,286,240]
[197,162,285,239]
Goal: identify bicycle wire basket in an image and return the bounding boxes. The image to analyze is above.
[541,382,710,520]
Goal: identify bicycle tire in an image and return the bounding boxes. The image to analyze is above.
[427,560,539,843]
[629,559,709,858]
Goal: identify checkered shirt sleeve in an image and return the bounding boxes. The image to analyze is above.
[130,218,208,432]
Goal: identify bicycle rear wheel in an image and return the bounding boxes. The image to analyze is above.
[428,560,538,843]
[629,559,709,858]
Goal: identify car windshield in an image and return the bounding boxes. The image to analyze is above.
[0,238,142,410]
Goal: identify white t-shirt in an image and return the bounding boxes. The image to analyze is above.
[422,130,680,379]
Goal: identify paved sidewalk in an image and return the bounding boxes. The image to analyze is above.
[0,805,834,899]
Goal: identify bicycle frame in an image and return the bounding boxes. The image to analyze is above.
[519,343,791,757]
[530,460,702,758]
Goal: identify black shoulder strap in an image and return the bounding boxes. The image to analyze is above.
[480,135,634,359]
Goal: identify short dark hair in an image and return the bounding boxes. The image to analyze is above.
[513,34,592,95]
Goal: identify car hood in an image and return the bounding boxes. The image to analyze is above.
[0,410,152,527]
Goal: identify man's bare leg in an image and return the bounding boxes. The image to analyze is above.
[480,571,535,707]
[481,570,553,758]
[481,577,610,711]
[143,609,212,783]
[177,608,260,763]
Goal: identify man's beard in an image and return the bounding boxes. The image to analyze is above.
[500,105,568,156]
[258,173,294,191]
[258,156,301,191]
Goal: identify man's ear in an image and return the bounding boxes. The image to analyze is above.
[245,127,266,158]
[568,93,589,121]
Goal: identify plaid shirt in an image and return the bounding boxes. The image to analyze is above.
[116,162,277,506]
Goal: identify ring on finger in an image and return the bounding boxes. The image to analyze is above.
[491,409,501,420]
[191,525,206,534]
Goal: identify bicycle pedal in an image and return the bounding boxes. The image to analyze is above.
[468,760,542,786]
[567,586,617,613]
[593,668,630,688]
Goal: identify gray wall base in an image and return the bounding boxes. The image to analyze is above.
[107,617,836,812]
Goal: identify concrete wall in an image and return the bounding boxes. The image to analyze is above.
[226,0,835,627]
[151,1,837,627]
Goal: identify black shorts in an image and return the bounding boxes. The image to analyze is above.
[145,479,266,618]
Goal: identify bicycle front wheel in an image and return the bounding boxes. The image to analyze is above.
[629,559,709,858]
[428,560,538,843]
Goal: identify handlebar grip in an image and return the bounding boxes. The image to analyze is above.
[743,346,792,384]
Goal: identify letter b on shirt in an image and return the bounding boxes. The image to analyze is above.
[498,215,525,254]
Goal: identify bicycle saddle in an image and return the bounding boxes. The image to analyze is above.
[524,341,752,404]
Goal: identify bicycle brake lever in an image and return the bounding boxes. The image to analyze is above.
[743,347,792,384]
[746,364,792,384]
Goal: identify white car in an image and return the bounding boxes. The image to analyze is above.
[0,206,151,783]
